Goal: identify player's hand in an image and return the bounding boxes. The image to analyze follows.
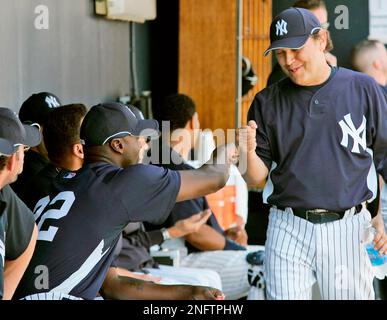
[235,214,246,228]
[212,143,239,166]
[372,220,387,255]
[190,286,225,300]
[169,209,212,238]
[225,226,248,247]
[237,120,257,154]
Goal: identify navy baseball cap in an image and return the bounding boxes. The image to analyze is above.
[19,92,61,125]
[80,102,159,147]
[264,7,322,56]
[0,108,41,156]
[127,105,145,120]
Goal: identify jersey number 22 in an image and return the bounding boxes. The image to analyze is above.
[33,191,75,242]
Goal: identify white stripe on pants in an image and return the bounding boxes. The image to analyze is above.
[265,207,375,300]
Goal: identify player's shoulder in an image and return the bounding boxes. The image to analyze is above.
[85,162,163,186]
[0,185,27,211]
[254,76,297,104]
[125,163,168,175]
[248,78,293,118]
[114,163,177,187]
[0,184,14,200]
[335,67,379,89]
[254,77,289,100]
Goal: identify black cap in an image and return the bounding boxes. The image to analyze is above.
[127,105,145,120]
[0,108,41,156]
[80,102,159,147]
[264,7,322,56]
[19,92,61,125]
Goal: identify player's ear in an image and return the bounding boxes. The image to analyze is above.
[319,30,328,51]
[73,143,84,160]
[187,118,194,130]
[5,153,17,172]
[109,138,124,154]
[171,128,188,145]
[373,59,382,71]
[189,112,200,131]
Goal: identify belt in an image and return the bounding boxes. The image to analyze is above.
[276,204,363,224]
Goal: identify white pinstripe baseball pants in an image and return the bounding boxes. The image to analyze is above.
[179,245,265,300]
[180,251,250,300]
[265,207,375,300]
[21,293,83,300]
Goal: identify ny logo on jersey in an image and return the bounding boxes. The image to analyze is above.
[339,114,367,154]
[45,96,60,109]
[0,237,5,268]
[276,19,288,36]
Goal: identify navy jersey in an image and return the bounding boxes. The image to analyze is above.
[0,186,35,299]
[18,163,59,211]
[14,162,180,300]
[11,150,49,198]
[248,67,387,213]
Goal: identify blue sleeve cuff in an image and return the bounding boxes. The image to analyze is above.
[223,238,246,251]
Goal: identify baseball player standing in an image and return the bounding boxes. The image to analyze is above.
[238,7,387,300]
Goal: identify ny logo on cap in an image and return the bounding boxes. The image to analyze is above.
[276,19,288,36]
[45,96,60,109]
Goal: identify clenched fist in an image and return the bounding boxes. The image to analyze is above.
[212,143,239,165]
[237,120,258,154]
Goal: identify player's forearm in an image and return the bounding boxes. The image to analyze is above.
[372,208,385,230]
[168,225,187,239]
[3,225,38,300]
[103,275,197,300]
[185,225,225,251]
[102,276,161,300]
[240,150,268,188]
[176,144,237,202]
[177,165,229,202]
[197,163,230,191]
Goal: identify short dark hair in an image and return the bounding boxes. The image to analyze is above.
[43,104,87,161]
[351,39,382,71]
[156,94,196,131]
[293,0,326,10]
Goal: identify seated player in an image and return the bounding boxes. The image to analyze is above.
[14,102,234,300]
